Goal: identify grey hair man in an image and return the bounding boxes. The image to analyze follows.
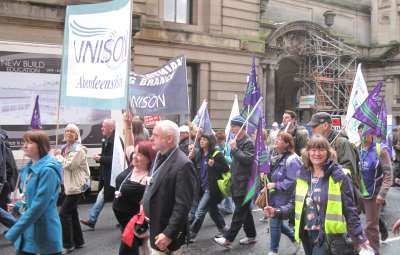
[143,120,196,254]
[81,118,118,230]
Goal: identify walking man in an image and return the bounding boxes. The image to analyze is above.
[214,115,256,249]
[143,120,196,254]
[81,119,117,229]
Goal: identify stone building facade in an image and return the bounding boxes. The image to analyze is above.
[1,0,400,127]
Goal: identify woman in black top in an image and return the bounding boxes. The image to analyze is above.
[113,141,156,255]
[188,134,230,240]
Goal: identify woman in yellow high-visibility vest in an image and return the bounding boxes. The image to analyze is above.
[264,134,370,255]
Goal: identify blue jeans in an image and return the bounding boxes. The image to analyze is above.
[219,197,234,213]
[190,190,225,234]
[88,187,104,225]
[270,218,295,252]
[0,207,16,228]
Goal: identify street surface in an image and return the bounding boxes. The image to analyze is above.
[1,188,400,254]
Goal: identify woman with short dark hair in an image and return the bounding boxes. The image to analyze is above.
[5,130,63,255]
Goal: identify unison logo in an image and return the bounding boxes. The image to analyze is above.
[70,20,128,67]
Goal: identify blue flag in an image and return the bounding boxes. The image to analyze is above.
[192,100,213,135]
[31,95,42,129]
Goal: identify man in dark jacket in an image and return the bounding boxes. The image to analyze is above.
[81,119,116,229]
[281,110,309,156]
[0,129,18,211]
[143,120,196,254]
[308,112,359,185]
[214,115,256,249]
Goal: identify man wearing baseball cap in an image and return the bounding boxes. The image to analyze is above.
[308,111,359,190]
[214,115,257,249]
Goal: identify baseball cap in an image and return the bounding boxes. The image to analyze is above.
[307,112,332,127]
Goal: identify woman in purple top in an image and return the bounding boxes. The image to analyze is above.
[265,132,302,255]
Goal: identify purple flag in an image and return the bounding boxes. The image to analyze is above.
[31,95,42,129]
[242,117,269,205]
[243,56,260,109]
[353,81,387,138]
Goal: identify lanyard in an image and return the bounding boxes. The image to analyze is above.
[150,147,178,177]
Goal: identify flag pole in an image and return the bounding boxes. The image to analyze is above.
[193,100,207,146]
[233,97,263,140]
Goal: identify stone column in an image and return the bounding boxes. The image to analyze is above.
[266,63,279,124]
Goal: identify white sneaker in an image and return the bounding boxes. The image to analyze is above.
[213,236,232,249]
[293,241,305,255]
[239,237,257,245]
[267,252,278,255]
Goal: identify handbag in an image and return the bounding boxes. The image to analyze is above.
[121,208,148,247]
[255,189,267,208]
[325,234,356,255]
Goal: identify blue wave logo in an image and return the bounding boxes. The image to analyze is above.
[70,20,115,38]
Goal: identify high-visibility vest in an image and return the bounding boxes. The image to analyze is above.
[294,171,347,242]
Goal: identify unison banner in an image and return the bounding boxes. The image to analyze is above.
[61,0,132,109]
[129,56,189,115]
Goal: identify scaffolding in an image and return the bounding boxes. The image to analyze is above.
[296,31,358,115]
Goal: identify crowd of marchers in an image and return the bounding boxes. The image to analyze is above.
[2,109,400,255]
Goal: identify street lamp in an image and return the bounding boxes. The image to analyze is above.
[323,10,336,27]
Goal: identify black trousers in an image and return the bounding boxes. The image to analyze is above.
[113,209,140,255]
[224,196,256,242]
[59,193,84,249]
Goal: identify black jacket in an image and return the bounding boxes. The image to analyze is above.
[230,134,255,198]
[142,148,196,252]
[192,149,229,203]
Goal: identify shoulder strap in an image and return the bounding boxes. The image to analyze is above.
[376,143,381,159]
[212,150,220,158]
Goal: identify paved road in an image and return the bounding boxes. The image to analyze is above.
[1,188,400,254]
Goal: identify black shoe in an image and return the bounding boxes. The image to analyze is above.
[379,218,389,241]
[80,219,95,229]
[75,243,85,249]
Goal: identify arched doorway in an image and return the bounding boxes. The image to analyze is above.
[263,21,358,124]
[275,57,302,122]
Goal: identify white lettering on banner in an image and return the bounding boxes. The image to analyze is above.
[138,73,174,87]
[130,94,166,109]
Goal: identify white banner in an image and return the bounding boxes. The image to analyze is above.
[61,0,132,109]
[345,63,369,144]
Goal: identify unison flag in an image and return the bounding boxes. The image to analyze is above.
[243,56,260,109]
[61,0,132,109]
[353,81,387,138]
[345,63,369,145]
[129,56,189,115]
[31,95,42,129]
[242,117,269,205]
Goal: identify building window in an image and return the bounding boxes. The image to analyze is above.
[187,63,198,120]
[164,0,192,24]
